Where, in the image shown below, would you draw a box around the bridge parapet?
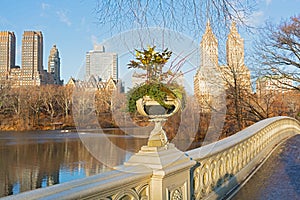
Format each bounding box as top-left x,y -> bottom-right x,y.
3,116 -> 300,200
2,165 -> 153,200
186,116 -> 300,199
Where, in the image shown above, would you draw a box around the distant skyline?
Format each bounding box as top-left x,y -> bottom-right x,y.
0,0 -> 299,82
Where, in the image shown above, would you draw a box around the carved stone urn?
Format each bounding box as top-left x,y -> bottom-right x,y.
136,95 -> 181,147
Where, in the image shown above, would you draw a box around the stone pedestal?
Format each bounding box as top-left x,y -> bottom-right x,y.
147,118 -> 168,147
125,143 -> 196,200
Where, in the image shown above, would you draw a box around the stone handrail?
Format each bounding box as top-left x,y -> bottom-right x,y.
186,116 -> 300,199
2,165 -> 152,200
3,116 -> 300,200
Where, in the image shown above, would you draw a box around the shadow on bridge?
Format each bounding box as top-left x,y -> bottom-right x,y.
212,173 -> 238,200
283,135 -> 300,196
231,135 -> 300,200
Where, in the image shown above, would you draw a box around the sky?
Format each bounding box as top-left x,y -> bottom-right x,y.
0,0 -> 299,83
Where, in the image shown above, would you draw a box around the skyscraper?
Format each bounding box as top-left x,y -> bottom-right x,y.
48,44 -> 63,85
85,45 -> 118,82
194,21 -> 252,112
224,22 -> 251,92
0,30 -> 62,87
0,31 -> 16,80
194,21 -> 221,112
21,31 -> 43,86
200,21 -> 218,68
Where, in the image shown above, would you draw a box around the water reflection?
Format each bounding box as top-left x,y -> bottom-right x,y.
0,130 -> 147,197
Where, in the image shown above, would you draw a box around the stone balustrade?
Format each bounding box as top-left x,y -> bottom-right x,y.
3,165 -> 153,200
186,116 -> 300,199
3,116 -> 300,200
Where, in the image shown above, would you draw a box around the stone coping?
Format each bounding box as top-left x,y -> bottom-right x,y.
186,116 -> 300,161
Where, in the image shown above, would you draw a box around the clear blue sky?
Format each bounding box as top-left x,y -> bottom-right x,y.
0,0 -> 299,82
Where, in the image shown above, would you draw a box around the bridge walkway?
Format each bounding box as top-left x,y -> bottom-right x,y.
232,135 -> 300,200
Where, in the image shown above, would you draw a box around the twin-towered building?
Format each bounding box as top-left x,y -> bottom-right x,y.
0,31 -> 16,77
1,27 -> 292,98
0,31 -> 63,86
194,22 -> 252,111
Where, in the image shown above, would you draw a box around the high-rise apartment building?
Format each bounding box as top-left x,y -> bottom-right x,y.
48,44 -> 63,85
194,21 -> 223,112
256,75 -> 294,96
194,22 -> 251,112
86,45 -> 118,82
0,30 -> 63,87
21,31 -> 44,86
200,21 -> 218,68
0,31 -> 16,79
224,22 -> 251,91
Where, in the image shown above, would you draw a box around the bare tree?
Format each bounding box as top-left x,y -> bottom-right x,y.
72,87 -> 98,129
284,90 -> 300,119
41,85 -> 58,123
254,15 -> 300,90
220,63 -> 252,133
95,0 -> 255,37
27,87 -> 43,127
94,89 -> 112,113
4,87 -> 24,129
56,85 -> 73,120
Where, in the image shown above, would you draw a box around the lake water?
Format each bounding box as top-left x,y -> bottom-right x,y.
0,130 -> 148,198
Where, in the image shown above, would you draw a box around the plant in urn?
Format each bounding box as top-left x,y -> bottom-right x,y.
127,46 -> 185,147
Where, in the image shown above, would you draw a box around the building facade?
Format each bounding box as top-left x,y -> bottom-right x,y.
66,76 -> 123,93
48,44 -> 63,85
0,31 -> 16,81
194,21 -> 220,112
194,22 -> 251,112
224,22 -> 251,91
86,45 -> 118,82
256,75 -> 294,96
0,30 -> 62,87
21,31 -> 44,86
199,21 -> 218,69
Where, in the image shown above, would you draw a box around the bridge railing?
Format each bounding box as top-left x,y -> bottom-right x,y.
3,116 -> 300,200
186,116 -> 300,199
3,165 -> 152,200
